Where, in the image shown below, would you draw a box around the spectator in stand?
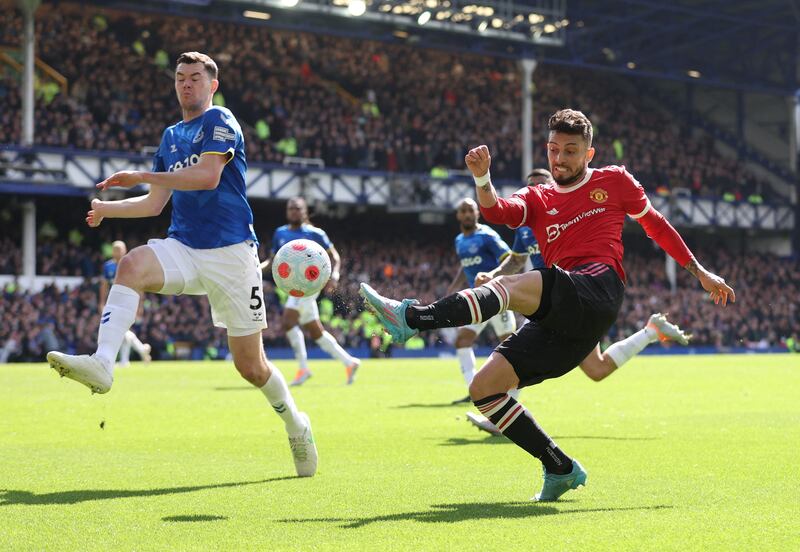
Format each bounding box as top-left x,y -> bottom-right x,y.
0,4 -> 789,203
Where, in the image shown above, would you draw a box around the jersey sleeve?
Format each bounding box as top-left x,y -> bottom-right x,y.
151,131 -> 167,172
318,229 -> 333,250
618,166 -> 650,219
485,230 -> 511,263
200,108 -> 238,163
103,261 -> 115,281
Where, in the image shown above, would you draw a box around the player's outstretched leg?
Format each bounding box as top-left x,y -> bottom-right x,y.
604,313 -> 690,369
313,329 -> 361,385
470,353 -> 585,501
286,325 -> 312,386
230,331 -> 317,477
125,330 -> 152,363
48,246 -> 164,393
359,278 -> 514,343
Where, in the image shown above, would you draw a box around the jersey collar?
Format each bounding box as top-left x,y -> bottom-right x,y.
553,168 -> 594,193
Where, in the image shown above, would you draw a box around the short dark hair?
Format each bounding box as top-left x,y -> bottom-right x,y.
176,52 -> 218,80
548,109 -> 593,146
526,168 -> 553,184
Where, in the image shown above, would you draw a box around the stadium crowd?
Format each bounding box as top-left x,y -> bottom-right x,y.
1,215 -> 798,362
0,2 -> 783,203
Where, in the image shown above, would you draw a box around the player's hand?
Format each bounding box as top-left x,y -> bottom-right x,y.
97,171 -> 144,191
698,270 -> 735,306
474,272 -> 493,286
465,145 -> 491,178
86,198 -> 104,228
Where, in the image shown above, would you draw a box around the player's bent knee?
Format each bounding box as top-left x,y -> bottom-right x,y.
234,359 -> 268,386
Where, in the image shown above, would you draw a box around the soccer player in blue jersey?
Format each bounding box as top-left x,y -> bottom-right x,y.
447,197 -> 516,403
47,52 -> 317,477
260,197 -> 360,386
100,240 -> 151,366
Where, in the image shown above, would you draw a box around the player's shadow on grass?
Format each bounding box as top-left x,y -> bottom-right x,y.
162,515 -> 227,523
393,402 -> 467,409
439,435 -> 659,446
279,502 -> 673,529
0,477 -> 296,506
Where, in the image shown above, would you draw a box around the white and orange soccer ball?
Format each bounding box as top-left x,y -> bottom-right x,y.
271,239 -> 331,297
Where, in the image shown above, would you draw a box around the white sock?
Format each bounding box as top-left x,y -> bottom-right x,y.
457,347 -> 476,386
96,285 -> 140,373
118,332 -> 133,365
261,365 -> 305,434
315,331 -> 356,366
605,327 -> 657,369
126,330 -> 147,356
508,387 -> 520,400
286,325 -> 309,371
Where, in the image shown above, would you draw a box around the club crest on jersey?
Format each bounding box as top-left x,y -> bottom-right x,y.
589,188 -> 608,204
193,130 -> 204,143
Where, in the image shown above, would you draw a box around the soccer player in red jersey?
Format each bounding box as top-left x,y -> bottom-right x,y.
361,109 -> 735,501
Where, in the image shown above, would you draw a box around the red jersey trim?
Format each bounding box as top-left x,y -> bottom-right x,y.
552,168 -> 594,194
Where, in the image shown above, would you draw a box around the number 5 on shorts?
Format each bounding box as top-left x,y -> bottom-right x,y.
250,286 -> 263,310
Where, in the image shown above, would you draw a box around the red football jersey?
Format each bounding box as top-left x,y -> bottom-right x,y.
502,165 -> 650,281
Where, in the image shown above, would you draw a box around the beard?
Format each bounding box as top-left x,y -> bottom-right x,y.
553,166 -> 585,186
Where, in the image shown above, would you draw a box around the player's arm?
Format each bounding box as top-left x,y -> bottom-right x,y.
465,145 -> 527,228
327,245 -> 342,284
475,253 -> 527,286
446,266 -> 467,295
636,206 -> 736,306
259,252 -> 273,273
96,153 -> 228,192
86,186 -> 172,227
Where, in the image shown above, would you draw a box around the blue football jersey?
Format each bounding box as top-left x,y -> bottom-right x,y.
151,106 -> 257,249
455,224 -> 510,287
103,259 -> 117,282
512,227 -> 545,269
271,223 -> 333,254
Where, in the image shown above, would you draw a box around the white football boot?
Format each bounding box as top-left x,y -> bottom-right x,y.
47,351 -> 113,394
466,412 -> 502,436
288,412 -> 318,477
646,313 -> 691,345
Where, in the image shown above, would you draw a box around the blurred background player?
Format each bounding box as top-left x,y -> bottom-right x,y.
447,198 -> 516,403
261,197 -> 360,386
46,52 -> 316,477
100,240 -> 151,366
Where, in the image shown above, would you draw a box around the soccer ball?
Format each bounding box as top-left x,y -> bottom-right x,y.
271,239 -> 331,297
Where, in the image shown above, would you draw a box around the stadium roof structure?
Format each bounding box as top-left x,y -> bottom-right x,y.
64,0 -> 800,94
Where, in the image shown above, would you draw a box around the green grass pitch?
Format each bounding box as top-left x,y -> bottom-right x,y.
1,355 -> 798,551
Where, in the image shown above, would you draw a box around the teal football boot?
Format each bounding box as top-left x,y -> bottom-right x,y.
533,459 -> 587,502
359,283 -> 419,343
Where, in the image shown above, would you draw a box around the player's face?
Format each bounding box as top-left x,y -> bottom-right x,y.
112,244 -> 126,261
456,203 -> 478,230
175,63 -> 216,113
547,132 -> 595,186
286,201 -> 307,224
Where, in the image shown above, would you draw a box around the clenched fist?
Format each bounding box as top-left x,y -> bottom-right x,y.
465,145 -> 491,178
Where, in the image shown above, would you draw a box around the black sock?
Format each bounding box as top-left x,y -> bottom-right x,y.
405,282 -> 510,331
474,393 -> 573,474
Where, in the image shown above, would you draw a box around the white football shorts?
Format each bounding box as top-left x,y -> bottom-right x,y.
284,292 -> 321,325
464,310 -> 516,338
147,237 -> 267,337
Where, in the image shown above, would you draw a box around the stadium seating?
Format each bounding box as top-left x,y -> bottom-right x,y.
0,3 -> 785,202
